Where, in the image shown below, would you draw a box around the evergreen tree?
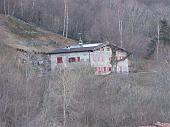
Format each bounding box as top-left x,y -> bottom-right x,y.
146,19 -> 170,59
159,19 -> 170,45
146,39 -> 156,59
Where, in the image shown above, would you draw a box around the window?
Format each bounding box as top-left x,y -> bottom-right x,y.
108,67 -> 112,71
101,67 -> 104,72
57,57 -> 63,64
100,48 -> 104,51
69,57 -> 76,62
107,47 -> 110,51
104,67 -> 106,72
68,57 -> 81,63
77,57 -> 80,62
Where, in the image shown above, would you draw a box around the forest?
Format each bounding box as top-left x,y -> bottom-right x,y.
1,0 -> 170,56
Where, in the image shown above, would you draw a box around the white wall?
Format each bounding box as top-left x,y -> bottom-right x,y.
116,51 -> 129,73
50,46 -> 129,74
90,46 -> 112,75
50,52 -> 90,70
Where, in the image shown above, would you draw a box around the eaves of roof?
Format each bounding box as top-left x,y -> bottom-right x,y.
48,41 -> 131,55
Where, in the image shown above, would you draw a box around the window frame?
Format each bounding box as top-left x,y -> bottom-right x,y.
57,57 -> 63,64
77,57 -> 80,62
69,57 -> 76,63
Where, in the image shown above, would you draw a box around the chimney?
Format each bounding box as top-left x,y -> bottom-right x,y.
78,33 -> 83,45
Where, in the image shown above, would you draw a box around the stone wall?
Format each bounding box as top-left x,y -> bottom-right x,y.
17,50 -> 51,75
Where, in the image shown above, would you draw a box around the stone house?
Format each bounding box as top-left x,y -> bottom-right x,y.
49,42 -> 131,75
139,122 -> 170,127
7,40 -> 130,75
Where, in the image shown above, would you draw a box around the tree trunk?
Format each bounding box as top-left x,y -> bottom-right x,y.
66,5 -> 68,39
63,0 -> 67,37
63,69 -> 66,127
118,8 -> 123,48
12,3 -> 16,16
32,0 -> 35,9
4,0 -> 6,16
7,0 -> 9,15
157,23 -> 160,60
119,20 -> 123,48
21,0 -> 23,17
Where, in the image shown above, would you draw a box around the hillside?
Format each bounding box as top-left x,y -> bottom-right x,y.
1,1 -> 170,127
1,46 -> 170,127
1,0 -> 170,57
0,15 -> 170,126
0,15 -> 76,53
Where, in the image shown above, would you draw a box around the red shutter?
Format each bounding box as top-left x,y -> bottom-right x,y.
57,57 -> 63,63
69,57 -> 76,62
104,67 -> 106,72
73,58 -> 76,62
77,57 -> 80,62
96,67 -> 98,72
109,67 -> 112,71
98,67 -> 101,72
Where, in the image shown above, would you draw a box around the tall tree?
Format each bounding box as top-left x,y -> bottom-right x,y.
63,0 -> 67,37
3,0 -> 6,16
159,19 -> 170,45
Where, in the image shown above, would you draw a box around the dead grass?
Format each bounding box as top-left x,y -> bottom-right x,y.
0,15 -> 77,53
7,16 -> 41,38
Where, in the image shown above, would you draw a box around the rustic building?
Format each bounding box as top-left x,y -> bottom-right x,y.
6,39 -> 130,75
139,122 -> 170,127
49,42 -> 131,75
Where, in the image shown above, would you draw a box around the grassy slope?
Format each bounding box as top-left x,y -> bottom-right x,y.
0,15 -> 76,53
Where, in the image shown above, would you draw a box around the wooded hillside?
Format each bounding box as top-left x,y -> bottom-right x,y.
1,1 -> 170,127
1,0 -> 170,56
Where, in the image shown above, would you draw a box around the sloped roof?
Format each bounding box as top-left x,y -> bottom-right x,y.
48,43 -> 103,54
139,122 -> 170,127
48,41 -> 130,54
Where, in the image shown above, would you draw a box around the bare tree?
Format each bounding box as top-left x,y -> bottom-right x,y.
66,5 -> 69,39
63,0 -> 67,37
21,0 -> 24,17
156,22 -> 160,60
3,0 -> 6,16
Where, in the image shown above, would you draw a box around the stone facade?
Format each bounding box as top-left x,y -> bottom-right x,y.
16,43 -> 130,75
115,50 -> 129,73
50,52 -> 90,70
17,50 -> 51,74
49,44 -> 129,75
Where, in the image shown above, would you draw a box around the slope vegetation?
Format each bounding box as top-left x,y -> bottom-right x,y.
0,15 -> 76,53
